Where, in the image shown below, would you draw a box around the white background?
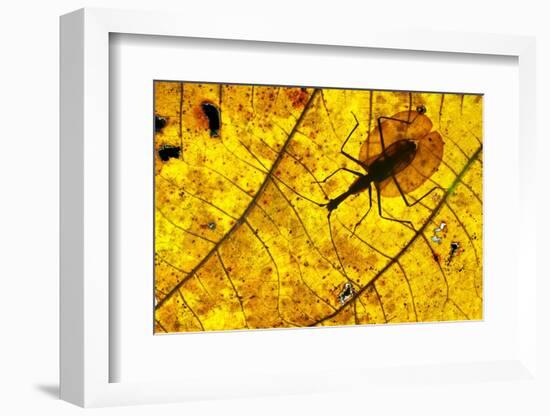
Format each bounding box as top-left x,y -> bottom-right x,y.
1,1 -> 548,415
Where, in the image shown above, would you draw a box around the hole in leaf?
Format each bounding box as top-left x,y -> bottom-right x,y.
155,115 -> 167,132
201,102 -> 220,137
158,144 -> 181,161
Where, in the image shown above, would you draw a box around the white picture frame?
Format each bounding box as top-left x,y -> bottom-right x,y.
60,7 -> 539,408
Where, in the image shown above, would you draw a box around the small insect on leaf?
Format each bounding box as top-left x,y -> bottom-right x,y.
359,109 -> 444,198
416,105 -> 427,114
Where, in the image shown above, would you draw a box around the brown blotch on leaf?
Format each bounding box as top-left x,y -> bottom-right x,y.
286,88 -> 309,109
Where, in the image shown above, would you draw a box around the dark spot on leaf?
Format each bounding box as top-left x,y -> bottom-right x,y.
201,102 -> 220,137
447,242 -> 460,265
416,105 -> 426,114
158,144 -> 181,161
155,115 -> 167,132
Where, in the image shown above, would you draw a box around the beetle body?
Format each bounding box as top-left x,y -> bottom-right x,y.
326,139 -> 417,212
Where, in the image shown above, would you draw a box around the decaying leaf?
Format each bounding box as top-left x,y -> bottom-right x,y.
153,82 -> 483,333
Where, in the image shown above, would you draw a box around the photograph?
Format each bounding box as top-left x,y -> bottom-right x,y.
153,82 -> 483,333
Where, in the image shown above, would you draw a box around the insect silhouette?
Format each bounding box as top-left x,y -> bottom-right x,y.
318,105 -> 445,231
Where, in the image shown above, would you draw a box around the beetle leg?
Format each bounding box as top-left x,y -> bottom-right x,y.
376,183 -> 414,229
351,182 -> 373,236
391,174 -> 443,208
339,112 -> 367,168
313,167 -> 363,184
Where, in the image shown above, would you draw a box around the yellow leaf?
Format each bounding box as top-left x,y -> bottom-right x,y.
154,82 -> 483,333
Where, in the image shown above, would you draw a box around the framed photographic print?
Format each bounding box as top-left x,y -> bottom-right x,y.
60,7 -> 540,409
